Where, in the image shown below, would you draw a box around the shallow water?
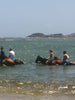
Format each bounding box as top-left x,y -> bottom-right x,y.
0,37 -> 75,95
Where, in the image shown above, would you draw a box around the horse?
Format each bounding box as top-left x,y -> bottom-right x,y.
2,58 -> 15,66
1,58 -> 24,66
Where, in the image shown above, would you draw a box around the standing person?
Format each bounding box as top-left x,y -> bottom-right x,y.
9,48 -> 15,61
0,46 -> 6,63
63,51 -> 70,65
46,49 -> 54,64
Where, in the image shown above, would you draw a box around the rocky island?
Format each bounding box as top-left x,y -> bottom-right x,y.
27,33 -> 75,38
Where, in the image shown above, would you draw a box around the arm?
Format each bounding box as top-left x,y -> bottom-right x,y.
63,55 -> 67,60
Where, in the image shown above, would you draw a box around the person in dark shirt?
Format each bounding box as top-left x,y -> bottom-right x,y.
0,46 -> 6,63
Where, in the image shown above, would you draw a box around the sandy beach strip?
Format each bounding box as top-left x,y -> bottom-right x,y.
0,94 -> 75,100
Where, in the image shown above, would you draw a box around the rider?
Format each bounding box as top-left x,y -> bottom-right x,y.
63,51 -> 70,65
46,49 -> 54,64
9,48 -> 15,61
0,46 -> 6,63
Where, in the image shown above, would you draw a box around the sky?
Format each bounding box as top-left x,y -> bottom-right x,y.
0,0 -> 75,37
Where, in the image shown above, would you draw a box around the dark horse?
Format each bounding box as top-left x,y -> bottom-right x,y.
35,56 -> 75,65
1,58 -> 24,66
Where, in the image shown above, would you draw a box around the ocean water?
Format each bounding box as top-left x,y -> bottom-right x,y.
0,37 -> 75,95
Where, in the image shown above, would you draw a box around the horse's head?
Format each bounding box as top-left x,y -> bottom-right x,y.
35,56 -> 47,64
14,59 -> 24,65
35,56 -> 42,63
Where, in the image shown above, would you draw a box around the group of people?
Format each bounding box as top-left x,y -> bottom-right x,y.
0,46 -> 70,65
0,46 -> 15,64
46,49 -> 70,65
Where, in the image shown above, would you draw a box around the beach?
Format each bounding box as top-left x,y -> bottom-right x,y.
0,93 -> 75,100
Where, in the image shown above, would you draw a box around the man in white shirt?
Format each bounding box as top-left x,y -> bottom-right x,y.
9,48 -> 15,61
63,51 -> 70,65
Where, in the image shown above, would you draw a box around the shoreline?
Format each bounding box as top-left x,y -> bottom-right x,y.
0,93 -> 75,100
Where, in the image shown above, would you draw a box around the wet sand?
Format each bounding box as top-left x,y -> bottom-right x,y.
0,94 -> 75,100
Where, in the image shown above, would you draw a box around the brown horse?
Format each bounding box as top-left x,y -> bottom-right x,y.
1,58 -> 24,66
2,58 -> 15,66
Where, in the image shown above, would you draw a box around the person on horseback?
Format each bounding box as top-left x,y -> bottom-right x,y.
0,46 -> 6,64
9,48 -> 15,61
63,51 -> 70,65
46,49 -> 54,64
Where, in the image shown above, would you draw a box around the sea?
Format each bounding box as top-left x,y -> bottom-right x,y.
0,37 -> 75,96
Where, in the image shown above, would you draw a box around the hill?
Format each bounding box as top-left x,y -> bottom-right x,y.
28,33 -> 65,38
27,33 -> 75,38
